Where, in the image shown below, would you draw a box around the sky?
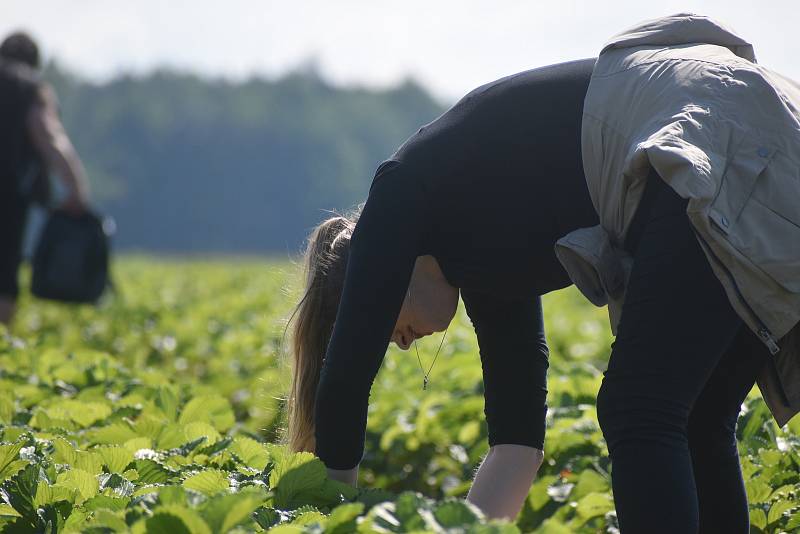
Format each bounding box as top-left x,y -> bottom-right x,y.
3,1 -> 798,102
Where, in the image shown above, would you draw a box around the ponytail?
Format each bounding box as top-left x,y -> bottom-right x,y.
285,212 -> 357,453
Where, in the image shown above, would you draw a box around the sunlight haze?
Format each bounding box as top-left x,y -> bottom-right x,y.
3,1 -> 798,102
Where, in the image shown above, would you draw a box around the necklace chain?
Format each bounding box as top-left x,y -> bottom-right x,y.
414,326 -> 448,390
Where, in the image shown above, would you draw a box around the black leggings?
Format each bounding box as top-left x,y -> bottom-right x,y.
0,187 -> 29,298
595,168 -> 769,533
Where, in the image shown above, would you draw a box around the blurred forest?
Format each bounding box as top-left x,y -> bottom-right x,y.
43,63 -> 445,254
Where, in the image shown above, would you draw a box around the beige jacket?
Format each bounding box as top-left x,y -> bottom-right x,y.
555,13 -> 800,427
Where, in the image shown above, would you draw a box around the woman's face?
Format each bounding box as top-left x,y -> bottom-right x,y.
390,256 -> 458,350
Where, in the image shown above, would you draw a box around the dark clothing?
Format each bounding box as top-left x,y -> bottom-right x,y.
314,58 -> 600,469
596,169 -> 769,533
0,60 -> 41,297
0,192 -> 29,297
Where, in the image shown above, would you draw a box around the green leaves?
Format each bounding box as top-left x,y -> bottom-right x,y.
0,504 -> 22,518
178,395 -> 235,432
325,502 -> 364,533
86,422 -> 140,446
45,400 -> 113,428
96,446 -> 134,473
433,499 -> 482,527
83,494 -> 130,512
155,386 -> 180,422
230,436 -> 270,471
135,458 -> 177,484
268,449 -> 326,509
55,469 -> 98,502
264,446 -> 359,513
573,492 -> 614,522
357,492 -> 511,533
182,469 -> 230,496
199,487 -> 267,532
0,442 -> 28,481
1,260 -> 797,533
2,464 -> 40,523
570,469 -> 609,501
767,499 -> 797,525
144,505 -> 211,534
98,473 -> 135,498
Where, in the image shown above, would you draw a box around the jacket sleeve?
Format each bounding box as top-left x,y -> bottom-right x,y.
461,290 -> 549,450
313,161 -> 428,470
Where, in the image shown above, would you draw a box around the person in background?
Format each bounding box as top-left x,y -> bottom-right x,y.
0,31 -> 91,326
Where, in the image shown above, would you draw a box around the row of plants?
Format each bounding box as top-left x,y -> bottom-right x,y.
0,258 -> 796,532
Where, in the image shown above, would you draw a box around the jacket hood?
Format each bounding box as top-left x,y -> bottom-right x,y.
600,13 -> 756,62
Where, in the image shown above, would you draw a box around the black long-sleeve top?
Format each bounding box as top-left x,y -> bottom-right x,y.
314,58 -> 600,470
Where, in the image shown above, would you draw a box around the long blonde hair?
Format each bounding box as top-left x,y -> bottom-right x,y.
285,211 -> 358,453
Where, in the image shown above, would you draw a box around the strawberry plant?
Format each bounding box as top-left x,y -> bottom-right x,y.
0,257 -> 796,532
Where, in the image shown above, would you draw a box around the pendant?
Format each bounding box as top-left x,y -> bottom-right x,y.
423,376 -> 428,390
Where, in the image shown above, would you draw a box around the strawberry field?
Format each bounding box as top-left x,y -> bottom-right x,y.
0,257 -> 798,533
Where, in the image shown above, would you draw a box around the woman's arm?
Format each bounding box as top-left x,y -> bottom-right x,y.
326,465 -> 359,486
461,291 -> 550,519
467,444 -> 544,520
26,83 -> 90,212
314,161 -> 431,472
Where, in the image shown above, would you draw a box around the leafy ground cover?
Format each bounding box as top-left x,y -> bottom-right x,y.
0,257 -> 798,533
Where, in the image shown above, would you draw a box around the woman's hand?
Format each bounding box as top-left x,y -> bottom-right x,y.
466,444 -> 544,521
326,465 -> 359,486
59,192 -> 90,216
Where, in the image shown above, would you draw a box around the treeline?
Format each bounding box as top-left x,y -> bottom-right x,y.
44,64 -> 445,253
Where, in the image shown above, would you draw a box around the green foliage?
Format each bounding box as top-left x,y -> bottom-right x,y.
0,258 -> 798,532
45,64 -> 446,254
182,469 -> 230,496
